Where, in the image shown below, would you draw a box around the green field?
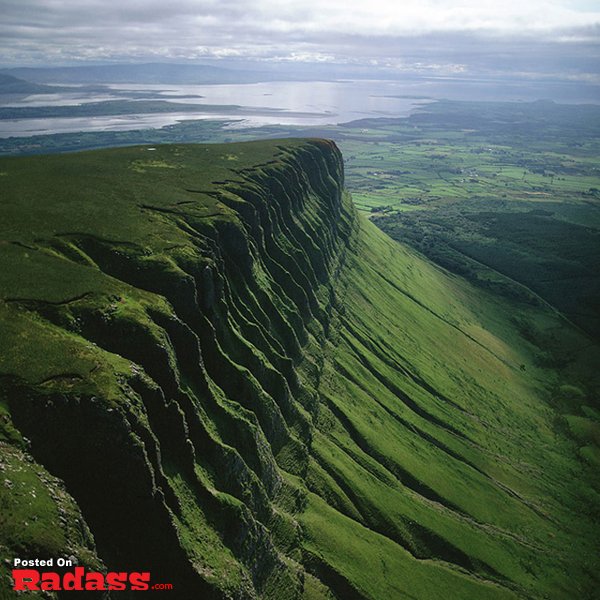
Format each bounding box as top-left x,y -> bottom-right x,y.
332,102 -> 600,343
1,138 -> 599,598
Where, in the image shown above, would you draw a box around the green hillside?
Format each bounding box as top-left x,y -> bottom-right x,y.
0,140 -> 598,599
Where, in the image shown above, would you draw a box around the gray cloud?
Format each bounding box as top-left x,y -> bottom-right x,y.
1,0 -> 599,82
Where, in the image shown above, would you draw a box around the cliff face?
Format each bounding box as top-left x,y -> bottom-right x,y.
0,140 -> 598,599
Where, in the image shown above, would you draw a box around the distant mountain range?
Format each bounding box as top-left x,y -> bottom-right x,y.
0,73 -> 59,94
0,63 -> 297,85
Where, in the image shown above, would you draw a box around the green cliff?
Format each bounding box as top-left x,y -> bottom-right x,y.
0,140 -> 598,598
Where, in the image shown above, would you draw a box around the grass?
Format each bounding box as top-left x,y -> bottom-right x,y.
0,443 -> 104,598
0,136 -> 598,598
325,102 -> 600,342
301,493 -> 519,600
300,214 -> 600,599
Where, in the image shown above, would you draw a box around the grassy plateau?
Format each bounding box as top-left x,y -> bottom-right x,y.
0,137 -> 598,599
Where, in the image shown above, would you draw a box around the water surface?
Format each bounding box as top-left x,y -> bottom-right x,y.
1,77 -> 597,139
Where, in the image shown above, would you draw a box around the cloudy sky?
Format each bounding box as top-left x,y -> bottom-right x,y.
2,0 -> 599,80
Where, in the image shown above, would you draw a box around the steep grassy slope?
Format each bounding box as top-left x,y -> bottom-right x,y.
0,140 -> 598,599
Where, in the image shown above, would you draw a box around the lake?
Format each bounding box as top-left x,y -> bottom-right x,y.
1,77 -> 598,138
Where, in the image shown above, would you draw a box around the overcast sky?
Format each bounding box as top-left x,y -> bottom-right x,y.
1,0 -> 599,80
